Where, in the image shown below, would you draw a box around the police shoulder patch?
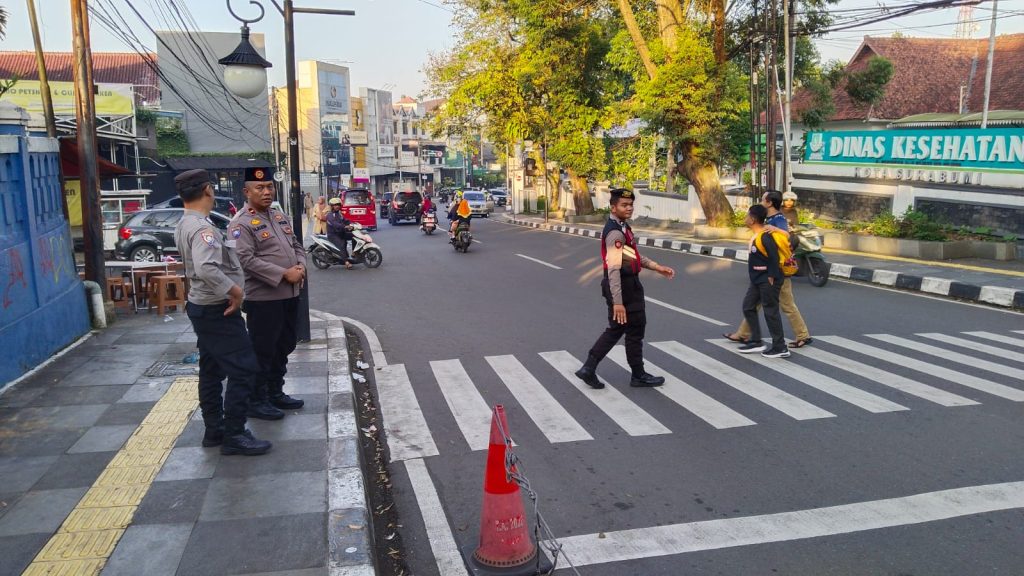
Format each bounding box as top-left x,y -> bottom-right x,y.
200,229 -> 217,247
230,225 -> 242,239
614,239 -> 623,249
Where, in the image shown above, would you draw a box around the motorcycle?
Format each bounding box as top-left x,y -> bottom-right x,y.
791,223 -> 829,287
421,209 -> 438,235
308,224 -> 383,270
452,222 -> 473,253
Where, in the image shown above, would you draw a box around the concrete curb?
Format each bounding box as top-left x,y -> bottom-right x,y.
312,310 -> 377,576
504,216 -> 1024,311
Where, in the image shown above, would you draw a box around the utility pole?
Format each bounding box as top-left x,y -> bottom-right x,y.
782,0 -> 795,193
28,0 -> 56,138
417,138 -> 423,193
981,0 -> 998,129
71,0 -> 106,288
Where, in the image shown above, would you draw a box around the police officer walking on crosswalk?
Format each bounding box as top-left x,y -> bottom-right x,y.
230,167 -> 307,420
576,188 -> 676,389
173,169 -> 272,456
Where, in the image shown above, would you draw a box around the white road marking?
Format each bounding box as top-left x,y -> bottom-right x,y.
798,346 -> 977,407
644,296 -> 729,327
338,315 -> 388,367
652,341 -> 835,421
472,239 -> 482,244
375,364 -> 440,462
485,355 -> 592,443
708,339 -> 908,414
963,331 -> 1024,349
540,351 -> 671,437
429,360 -> 493,451
405,459 -> 470,576
919,333 -> 1024,363
515,253 -> 563,270
865,334 -> 1024,385
607,347 -> 756,429
824,336 -> 1024,402
549,481 -> 1024,568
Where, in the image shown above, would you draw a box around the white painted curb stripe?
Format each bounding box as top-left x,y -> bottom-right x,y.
549,481 -> 1024,567
607,347 -> 755,429
376,364 -> 440,462
831,263 -> 853,278
920,277 -> 952,295
708,339 -> 908,414
652,341 -> 835,421
979,286 -> 1017,307
486,355 -> 592,443
429,359 -> 494,452
405,459 -> 470,576
963,331 -> 1024,349
540,350 -> 671,437
871,269 -> 899,286
919,333 -> 1024,364
644,296 -> 729,327
710,246 -> 726,257
515,253 -> 563,270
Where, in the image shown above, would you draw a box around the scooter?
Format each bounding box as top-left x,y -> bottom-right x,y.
308,224 -> 383,269
791,223 -> 829,287
421,209 -> 437,235
451,222 -> 472,253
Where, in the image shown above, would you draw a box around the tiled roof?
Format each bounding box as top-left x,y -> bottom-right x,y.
794,34 -> 1024,122
0,51 -> 160,104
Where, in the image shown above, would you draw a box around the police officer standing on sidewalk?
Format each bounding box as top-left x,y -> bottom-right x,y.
575,188 -> 676,389
173,169 -> 271,456
231,167 -> 307,420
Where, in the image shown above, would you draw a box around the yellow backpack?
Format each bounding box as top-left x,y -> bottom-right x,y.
754,230 -> 799,277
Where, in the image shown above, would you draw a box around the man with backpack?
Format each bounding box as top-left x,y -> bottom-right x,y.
738,204 -> 790,358
723,189 -> 813,349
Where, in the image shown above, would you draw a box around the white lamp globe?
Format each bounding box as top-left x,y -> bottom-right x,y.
223,65 -> 267,99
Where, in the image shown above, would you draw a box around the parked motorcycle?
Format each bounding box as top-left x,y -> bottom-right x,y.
421,209 -> 438,235
308,224 -> 383,270
791,223 -> 829,287
452,222 -> 473,253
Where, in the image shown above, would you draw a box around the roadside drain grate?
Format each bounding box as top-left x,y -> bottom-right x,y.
144,361 -> 199,377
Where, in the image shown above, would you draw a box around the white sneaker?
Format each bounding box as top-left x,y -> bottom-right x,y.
738,341 -> 767,354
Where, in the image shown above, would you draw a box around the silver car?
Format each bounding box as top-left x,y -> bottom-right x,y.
463,191 -> 494,217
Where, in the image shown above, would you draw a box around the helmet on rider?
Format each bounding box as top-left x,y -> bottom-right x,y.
328,197 -> 341,207
782,191 -> 798,201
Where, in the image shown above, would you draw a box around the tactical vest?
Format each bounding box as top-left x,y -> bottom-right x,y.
601,217 -> 642,279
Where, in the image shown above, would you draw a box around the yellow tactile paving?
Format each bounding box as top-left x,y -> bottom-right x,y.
23,376 -> 200,575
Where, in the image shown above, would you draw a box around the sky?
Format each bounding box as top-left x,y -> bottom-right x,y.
2,0 -> 1022,98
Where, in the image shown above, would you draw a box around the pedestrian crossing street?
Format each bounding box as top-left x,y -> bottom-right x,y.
378,330 -> 1024,461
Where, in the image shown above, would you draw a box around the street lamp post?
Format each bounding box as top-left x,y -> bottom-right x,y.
219,0 -> 354,341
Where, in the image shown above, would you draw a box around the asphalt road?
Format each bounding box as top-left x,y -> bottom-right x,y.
308,213 -> 1024,576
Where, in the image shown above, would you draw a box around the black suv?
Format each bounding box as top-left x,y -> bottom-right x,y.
150,196 -> 238,216
378,192 -> 394,219
389,191 -> 424,225
114,208 -> 231,262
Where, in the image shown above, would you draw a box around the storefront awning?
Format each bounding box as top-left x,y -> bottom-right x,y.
59,139 -> 134,178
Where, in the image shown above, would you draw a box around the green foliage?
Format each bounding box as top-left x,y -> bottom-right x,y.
899,208 -> 946,241
135,107 -> 158,124
844,56 -> 894,109
156,117 -> 189,156
0,76 -> 17,99
866,211 -> 900,238
798,77 -> 836,130
536,196 -> 546,212
605,135 -> 656,188
729,209 -> 747,229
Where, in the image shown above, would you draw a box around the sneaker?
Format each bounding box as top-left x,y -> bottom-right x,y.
761,346 -> 791,358
629,372 -> 665,387
738,341 -> 767,354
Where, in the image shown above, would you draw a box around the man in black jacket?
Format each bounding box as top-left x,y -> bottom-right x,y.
738,204 -> 790,358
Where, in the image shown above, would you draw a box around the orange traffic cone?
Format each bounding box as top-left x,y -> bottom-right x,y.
462,405 -> 552,575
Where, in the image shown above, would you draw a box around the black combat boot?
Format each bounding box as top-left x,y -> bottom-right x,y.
220,429 -> 272,456
574,355 -> 604,389
630,372 -> 665,387
269,389 -> 305,410
247,400 -> 285,420
202,425 -> 224,447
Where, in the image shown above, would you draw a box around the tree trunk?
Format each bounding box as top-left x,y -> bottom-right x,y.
567,169 -> 595,215
657,0 -> 683,53
712,0 -> 726,68
545,165 -> 561,213
678,140 -> 733,226
616,0 -> 658,77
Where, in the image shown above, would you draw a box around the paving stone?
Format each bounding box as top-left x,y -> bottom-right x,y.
0,493 -> 19,521
328,508 -> 372,567
133,479 -> 210,525
174,420 -> 206,448
200,471 -> 326,521
101,523 -> 193,576
213,439 -> 327,479
291,393 -> 327,415
0,385 -> 48,408
0,456 -> 59,492
0,404 -> 109,429
0,487 -> 88,536
32,452 -> 115,490
114,331 -> 182,345
176,513 -> 327,576
156,447 -> 218,482
117,380 -> 172,403
283,362 -> 328,377
247,414 -> 326,442
71,343 -> 168,358
0,533 -> 52,576
288,350 -> 328,363
27,385 -> 131,407
327,437 -> 360,471
67,425 -> 136,454
236,568 -> 326,576
58,357 -> 157,387
0,427 -> 90,457
282,376 -> 327,395
95,402 -> 156,426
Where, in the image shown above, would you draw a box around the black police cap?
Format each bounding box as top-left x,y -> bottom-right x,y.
609,188 -> 634,201
244,166 -> 275,182
174,169 -> 212,196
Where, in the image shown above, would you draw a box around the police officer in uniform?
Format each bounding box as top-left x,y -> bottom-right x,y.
575,188 -> 675,388
230,166 -> 308,420
173,169 -> 272,456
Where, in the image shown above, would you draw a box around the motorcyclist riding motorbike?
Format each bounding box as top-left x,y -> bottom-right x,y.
325,197 -> 354,270
781,191 -> 800,227
448,198 -> 472,243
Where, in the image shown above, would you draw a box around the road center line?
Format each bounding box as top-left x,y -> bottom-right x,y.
549,481 -> 1024,568
515,253 -> 563,269
644,296 -> 729,326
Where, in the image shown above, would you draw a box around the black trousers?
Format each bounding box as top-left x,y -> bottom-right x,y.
186,302 -> 258,434
587,305 -> 647,376
328,233 -> 350,261
244,297 -> 300,401
742,281 -> 785,350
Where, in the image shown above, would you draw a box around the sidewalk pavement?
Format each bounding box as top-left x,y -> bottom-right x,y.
0,309 -> 373,576
502,213 -> 1024,310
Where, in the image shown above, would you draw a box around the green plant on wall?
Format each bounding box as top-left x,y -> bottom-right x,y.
156,117 -> 189,156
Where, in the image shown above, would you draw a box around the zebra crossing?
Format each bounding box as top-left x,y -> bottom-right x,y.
380,330 -> 1024,461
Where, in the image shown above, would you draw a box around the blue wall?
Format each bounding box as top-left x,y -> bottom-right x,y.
0,118 -> 90,388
